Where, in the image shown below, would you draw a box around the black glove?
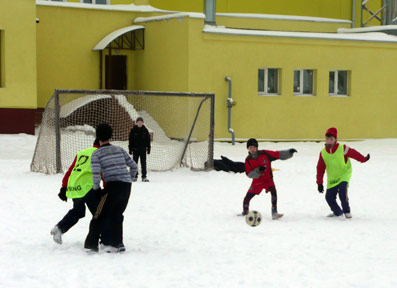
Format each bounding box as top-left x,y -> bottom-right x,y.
147,147 -> 151,155
258,166 -> 266,172
58,187 -> 67,202
317,184 -> 324,193
366,154 -> 370,161
289,148 -> 298,154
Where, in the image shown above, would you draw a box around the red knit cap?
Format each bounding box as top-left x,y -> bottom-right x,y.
325,127 -> 337,138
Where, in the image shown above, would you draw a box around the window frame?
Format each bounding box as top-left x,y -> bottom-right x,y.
329,70 -> 349,97
257,68 -> 280,96
293,69 -> 315,96
81,0 -> 111,4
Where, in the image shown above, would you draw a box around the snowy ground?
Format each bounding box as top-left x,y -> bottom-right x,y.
0,134 -> 396,288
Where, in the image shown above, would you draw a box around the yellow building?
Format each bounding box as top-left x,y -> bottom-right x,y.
0,0 -> 37,134
1,0 -> 396,140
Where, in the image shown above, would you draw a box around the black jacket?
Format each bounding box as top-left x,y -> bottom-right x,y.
128,125 -> 151,153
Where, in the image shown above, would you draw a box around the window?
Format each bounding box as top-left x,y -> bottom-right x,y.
258,68 -> 279,95
294,69 -> 314,95
82,0 -> 110,4
329,70 -> 349,96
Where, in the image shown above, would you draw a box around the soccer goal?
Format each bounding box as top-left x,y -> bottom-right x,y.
31,89 -> 215,174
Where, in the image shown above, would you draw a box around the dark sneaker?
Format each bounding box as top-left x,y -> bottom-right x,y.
132,177 -> 138,182
238,211 -> 248,216
117,243 -> 126,253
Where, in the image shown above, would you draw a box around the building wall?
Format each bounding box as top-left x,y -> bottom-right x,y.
183,18 -> 396,140
149,0 -> 382,27
0,0 -> 37,134
133,17 -> 193,139
36,4 -> 161,108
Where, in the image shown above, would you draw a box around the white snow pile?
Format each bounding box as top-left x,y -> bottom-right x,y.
60,95 -> 112,118
2,134 -> 397,287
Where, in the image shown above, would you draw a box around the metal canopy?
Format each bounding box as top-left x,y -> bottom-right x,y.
93,25 -> 145,50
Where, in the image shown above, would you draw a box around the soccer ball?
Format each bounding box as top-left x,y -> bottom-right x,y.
245,211 -> 262,227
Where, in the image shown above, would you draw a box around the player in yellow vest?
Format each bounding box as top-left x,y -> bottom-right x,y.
316,127 -> 370,219
50,139 -> 103,244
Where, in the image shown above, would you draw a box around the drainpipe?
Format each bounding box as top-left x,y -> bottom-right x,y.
225,77 -> 235,145
352,0 -> 356,28
204,0 -> 216,26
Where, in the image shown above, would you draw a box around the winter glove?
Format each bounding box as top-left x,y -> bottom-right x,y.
147,147 -> 151,155
365,154 -> 370,161
258,166 -> 266,172
289,148 -> 298,154
58,187 -> 67,202
317,184 -> 324,193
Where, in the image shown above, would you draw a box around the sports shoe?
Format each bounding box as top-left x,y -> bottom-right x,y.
50,225 -> 63,244
142,177 -> 149,182
117,243 -> 126,253
238,211 -> 248,216
344,213 -> 352,219
272,213 -> 284,220
132,176 -> 138,182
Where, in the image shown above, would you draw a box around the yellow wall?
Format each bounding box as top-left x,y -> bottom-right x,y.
36,3 -> 395,140
67,0 -> 383,27
183,18 -> 396,139
36,4 -> 160,107
0,0 -> 37,109
133,17 -> 192,138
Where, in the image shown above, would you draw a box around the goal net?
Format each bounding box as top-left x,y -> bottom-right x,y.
31,89 -> 215,174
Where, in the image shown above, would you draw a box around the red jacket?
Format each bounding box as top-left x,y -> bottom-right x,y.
316,142 -> 367,185
61,145 -> 104,188
245,150 -> 280,186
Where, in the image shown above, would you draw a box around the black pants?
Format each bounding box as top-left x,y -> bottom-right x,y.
133,150 -> 147,178
57,189 -> 99,233
325,181 -> 350,216
85,181 -> 131,249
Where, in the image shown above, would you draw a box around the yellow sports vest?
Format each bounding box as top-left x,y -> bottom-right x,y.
321,144 -> 352,189
66,147 -> 97,199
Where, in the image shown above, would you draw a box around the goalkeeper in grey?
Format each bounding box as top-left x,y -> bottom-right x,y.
84,123 -> 137,253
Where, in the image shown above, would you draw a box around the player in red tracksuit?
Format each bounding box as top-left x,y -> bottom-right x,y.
242,138 -> 297,220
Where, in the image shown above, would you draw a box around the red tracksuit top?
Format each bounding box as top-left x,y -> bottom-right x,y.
316,142 -> 367,185
245,150 -> 280,187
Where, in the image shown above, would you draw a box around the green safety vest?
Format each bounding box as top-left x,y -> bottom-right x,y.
321,144 -> 352,189
66,146 -> 98,199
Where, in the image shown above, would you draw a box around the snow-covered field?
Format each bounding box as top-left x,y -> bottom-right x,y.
1,134 -> 396,288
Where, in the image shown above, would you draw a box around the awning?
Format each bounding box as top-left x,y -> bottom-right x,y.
93,25 -> 145,50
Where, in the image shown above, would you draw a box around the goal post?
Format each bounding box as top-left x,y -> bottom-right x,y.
31,89 -> 215,174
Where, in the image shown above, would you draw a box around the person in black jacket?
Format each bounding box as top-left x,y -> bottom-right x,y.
128,117 -> 151,182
